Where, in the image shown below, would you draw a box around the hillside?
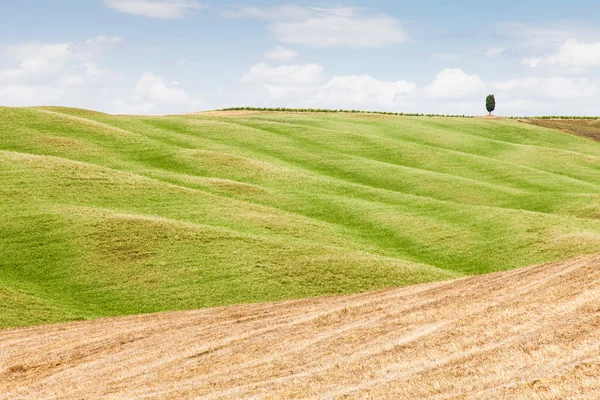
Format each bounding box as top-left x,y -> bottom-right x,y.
2,254 -> 599,399
4,107 -> 600,328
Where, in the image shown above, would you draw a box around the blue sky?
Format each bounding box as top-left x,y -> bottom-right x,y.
1,0 -> 600,115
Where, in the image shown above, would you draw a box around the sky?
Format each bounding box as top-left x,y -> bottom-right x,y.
1,0 -> 600,116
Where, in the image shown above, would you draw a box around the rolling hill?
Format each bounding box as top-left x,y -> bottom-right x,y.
2,254 -> 599,399
3,107 -> 600,328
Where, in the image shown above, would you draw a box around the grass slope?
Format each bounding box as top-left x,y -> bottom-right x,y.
3,107 -> 600,328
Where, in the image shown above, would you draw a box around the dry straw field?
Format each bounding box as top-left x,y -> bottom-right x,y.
2,254 -> 599,399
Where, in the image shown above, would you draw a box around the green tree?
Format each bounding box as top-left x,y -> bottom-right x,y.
486,94 -> 496,115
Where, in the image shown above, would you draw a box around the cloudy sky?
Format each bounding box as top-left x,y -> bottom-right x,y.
1,0 -> 600,115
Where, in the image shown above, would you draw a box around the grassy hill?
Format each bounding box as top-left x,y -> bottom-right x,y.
3,107 -> 600,328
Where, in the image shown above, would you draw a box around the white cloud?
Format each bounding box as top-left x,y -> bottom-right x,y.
235,58 -> 600,116
264,46 -> 298,62
135,72 -> 192,103
0,42 -> 71,82
493,76 -> 599,101
224,5 -> 407,48
522,57 -> 542,68
241,63 -> 324,86
0,36 -> 121,84
239,62 -> 416,110
113,72 -> 202,114
104,0 -> 205,19
522,40 -> 600,72
4,42 -> 71,61
58,62 -> 108,87
315,75 -> 416,109
112,99 -> 158,114
76,35 -> 124,57
263,85 -> 315,99
0,85 -> 66,106
490,76 -> 600,116
0,36 -> 126,111
498,22 -> 600,50
0,36 -> 205,115
251,74 -> 417,108
423,68 -> 485,99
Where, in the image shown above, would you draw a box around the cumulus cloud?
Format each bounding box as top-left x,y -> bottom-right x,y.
315,75 -> 416,109
58,62 -> 108,87
493,76 -> 599,101
238,65 -> 490,113
0,36 -> 122,110
104,0 -> 206,19
233,57 -> 600,116
0,85 -> 66,107
0,42 -> 71,82
523,40 -> 600,72
0,36 -> 120,85
135,72 -> 191,103
0,35 -> 204,114
114,72 -> 201,114
223,5 -> 407,48
262,85 -> 315,99
423,68 -> 485,99
236,73 -> 417,111
3,42 -> 71,62
264,46 -> 298,62
498,22 -> 600,50
241,63 -> 324,86
493,82 -> 600,116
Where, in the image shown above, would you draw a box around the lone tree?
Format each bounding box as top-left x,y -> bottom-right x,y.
486,94 -> 496,115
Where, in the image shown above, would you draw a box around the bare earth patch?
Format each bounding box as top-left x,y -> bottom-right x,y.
525,119 -> 600,142
477,114 -> 505,120
2,254 -> 600,399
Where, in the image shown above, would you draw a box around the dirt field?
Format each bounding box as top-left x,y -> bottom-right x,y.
526,118 -> 600,142
2,254 -> 600,399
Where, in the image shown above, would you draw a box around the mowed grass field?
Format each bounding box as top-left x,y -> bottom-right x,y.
3,107 -> 600,328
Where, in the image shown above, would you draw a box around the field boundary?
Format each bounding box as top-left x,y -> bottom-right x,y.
217,107 -> 474,118
217,107 -> 600,120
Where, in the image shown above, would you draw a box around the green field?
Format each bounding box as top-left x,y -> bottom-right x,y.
3,107 -> 600,328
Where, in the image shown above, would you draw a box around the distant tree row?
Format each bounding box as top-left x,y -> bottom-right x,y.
218,106 -> 600,120
218,107 -> 475,118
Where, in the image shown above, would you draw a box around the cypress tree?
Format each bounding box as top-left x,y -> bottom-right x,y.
486,94 -> 496,115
